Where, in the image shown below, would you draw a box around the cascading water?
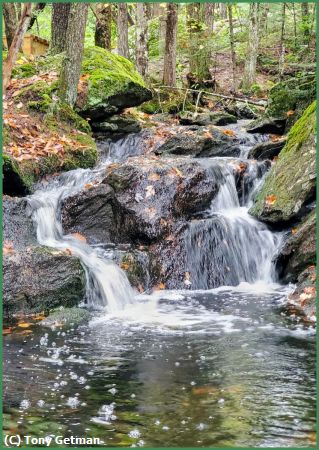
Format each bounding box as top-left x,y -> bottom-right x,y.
186,161 -> 282,289
28,166 -> 134,313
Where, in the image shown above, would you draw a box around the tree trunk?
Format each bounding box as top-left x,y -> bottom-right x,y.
3,3 -> 17,49
228,4 -> 236,92
204,3 -> 214,33
159,4 -> 167,57
3,3 -> 32,92
59,3 -> 88,107
301,2 -> 310,46
117,3 -> 129,58
219,3 -> 227,19
95,3 -> 112,50
136,3 -> 149,78
51,3 -> 71,54
187,3 -> 211,83
242,3 -> 259,90
163,3 -> 178,87
278,3 -> 286,80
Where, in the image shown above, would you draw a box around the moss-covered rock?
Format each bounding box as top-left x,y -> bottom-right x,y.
3,246 -> 86,318
266,75 -> 316,129
41,307 -> 91,328
76,47 -> 152,120
12,62 -> 37,79
250,101 -> 316,223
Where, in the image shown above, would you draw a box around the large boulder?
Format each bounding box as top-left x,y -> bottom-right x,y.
76,47 -> 152,120
3,196 -> 36,249
250,101 -> 316,224
61,184 -> 120,245
3,246 -> 86,318
248,138 -> 287,160
275,210 -> 316,282
266,75 -> 316,130
246,75 -> 316,134
154,126 -> 241,158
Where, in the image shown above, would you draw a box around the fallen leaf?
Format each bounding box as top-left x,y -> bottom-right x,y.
154,282 -> 165,290
84,183 -> 93,189
17,322 -> 32,328
70,232 -> 87,243
286,110 -> 295,117
120,262 -> 130,270
265,194 -> 277,206
223,129 -> 236,137
291,228 -> 298,235
3,240 -> 14,255
148,173 -> 161,181
3,327 -> 13,335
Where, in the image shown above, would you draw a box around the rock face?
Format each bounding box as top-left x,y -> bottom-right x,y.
178,112 -> 237,126
91,115 -> 141,135
250,101 -> 316,224
61,184 -> 119,244
276,210 -> 316,282
3,246 -> 86,318
3,196 -> 86,319
76,47 -> 152,120
246,116 -> 286,134
155,126 -> 241,157
248,138 -> 287,160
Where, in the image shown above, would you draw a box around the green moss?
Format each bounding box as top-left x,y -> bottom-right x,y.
250,101 -> 316,223
3,154 -> 35,195
12,62 -> 37,79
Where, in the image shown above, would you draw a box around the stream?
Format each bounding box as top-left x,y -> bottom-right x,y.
3,120 -> 316,447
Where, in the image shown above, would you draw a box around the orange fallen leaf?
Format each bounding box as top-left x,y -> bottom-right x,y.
3,240 -> 14,255
3,327 -> 13,335
148,173 -> 161,182
287,110 -> 295,117
17,322 -> 32,328
223,129 -> 236,137
291,228 -> 298,235
120,262 -> 130,270
84,183 -> 93,189
154,282 -> 165,291
70,232 -> 87,243
265,194 -> 277,206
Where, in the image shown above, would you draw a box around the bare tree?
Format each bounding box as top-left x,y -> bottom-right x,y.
278,3 -> 286,80
136,3 -> 149,77
242,3 -> 259,90
3,3 -> 32,92
117,3 -> 129,58
301,2 -> 310,46
163,3 -> 178,86
59,3 -> 88,106
51,3 -> 71,54
95,3 -> 112,50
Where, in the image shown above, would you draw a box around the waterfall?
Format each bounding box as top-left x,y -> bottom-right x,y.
186,162 -> 281,289
27,168 -> 134,313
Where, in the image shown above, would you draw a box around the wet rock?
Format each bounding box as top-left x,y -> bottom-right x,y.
246,116 -> 286,135
155,126 -> 241,158
112,249 -> 151,292
103,156 -> 221,242
3,246 -> 86,318
61,184 -> 119,245
178,111 -> 237,126
91,115 -> 141,135
276,210 -> 316,282
41,307 -> 91,328
3,196 -> 37,250
282,266 -> 316,325
250,101 -> 316,224
248,138 -> 287,160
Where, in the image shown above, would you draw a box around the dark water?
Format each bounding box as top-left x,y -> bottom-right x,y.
3,286 -> 316,447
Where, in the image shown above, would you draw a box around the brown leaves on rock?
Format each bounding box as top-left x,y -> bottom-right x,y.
70,232 -> 87,243
3,240 -> 14,256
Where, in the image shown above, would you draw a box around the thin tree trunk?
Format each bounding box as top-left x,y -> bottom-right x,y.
28,3 -> 46,31
95,3 -> 112,50
242,3 -> 259,90
220,3 -> 227,19
3,3 -> 17,49
51,3 -> 71,54
159,4 -> 167,57
136,3 -> 149,77
204,3 -> 214,33
292,3 -> 297,48
117,3 -> 129,58
187,3 -> 211,82
59,3 -> 88,106
278,3 -> 286,81
228,4 -> 236,92
3,3 -> 32,92
301,2 -> 310,46
163,3 -> 178,87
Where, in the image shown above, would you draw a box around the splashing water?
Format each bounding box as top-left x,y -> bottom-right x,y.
186,162 -> 282,289
28,166 -> 134,312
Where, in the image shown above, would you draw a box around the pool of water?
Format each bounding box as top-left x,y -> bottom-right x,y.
3,284 -> 316,447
